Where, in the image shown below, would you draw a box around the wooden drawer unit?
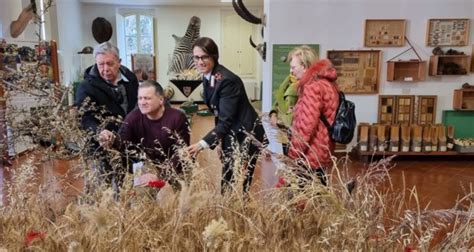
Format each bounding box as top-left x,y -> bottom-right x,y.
394,95 -> 415,125
387,60 -> 426,81
453,89 -> 474,110
429,55 -> 471,76
378,95 -> 396,124
417,95 -> 437,125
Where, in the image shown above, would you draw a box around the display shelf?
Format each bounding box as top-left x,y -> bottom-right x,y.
429,55 -> 471,76
355,149 -> 474,162
453,89 -> 474,110
387,60 -> 426,82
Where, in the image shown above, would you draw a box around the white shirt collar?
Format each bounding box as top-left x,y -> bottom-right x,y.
118,72 -> 129,82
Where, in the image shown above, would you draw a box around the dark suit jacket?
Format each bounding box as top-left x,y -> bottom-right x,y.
202,64 -> 266,150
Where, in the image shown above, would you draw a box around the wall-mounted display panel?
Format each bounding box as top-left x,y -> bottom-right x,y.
395,95 -> 415,125
364,19 -> 406,47
378,95 -> 396,124
417,95 -> 437,125
327,50 -> 381,94
426,18 -> 470,46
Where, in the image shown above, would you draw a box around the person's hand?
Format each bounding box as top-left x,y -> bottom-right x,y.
98,129 -> 115,148
186,143 -> 203,157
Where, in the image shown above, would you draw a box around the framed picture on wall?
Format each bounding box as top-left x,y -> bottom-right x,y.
364,19 -> 406,47
327,50 -> 381,94
131,54 -> 156,81
426,18 -> 470,46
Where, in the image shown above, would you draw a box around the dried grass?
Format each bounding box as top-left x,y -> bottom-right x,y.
0,143 -> 472,250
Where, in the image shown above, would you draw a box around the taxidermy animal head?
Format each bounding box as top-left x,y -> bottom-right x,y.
249,35 -> 266,61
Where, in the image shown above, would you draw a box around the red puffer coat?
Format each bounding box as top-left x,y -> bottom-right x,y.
288,59 -> 339,170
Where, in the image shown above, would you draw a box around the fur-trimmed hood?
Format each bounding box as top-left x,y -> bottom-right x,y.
299,59 -> 337,89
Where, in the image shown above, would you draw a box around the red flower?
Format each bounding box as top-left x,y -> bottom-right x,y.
405,245 -> 419,252
214,72 -> 223,81
147,179 -> 166,188
25,230 -> 47,246
275,176 -> 286,188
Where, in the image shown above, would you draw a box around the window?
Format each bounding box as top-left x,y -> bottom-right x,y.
118,11 -> 155,68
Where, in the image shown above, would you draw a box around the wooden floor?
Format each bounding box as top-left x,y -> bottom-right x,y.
1,113 -> 473,210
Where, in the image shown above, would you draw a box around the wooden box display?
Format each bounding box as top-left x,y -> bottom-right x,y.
378,95 -> 396,124
387,60 -> 426,81
327,50 -> 381,94
364,19 -> 406,47
417,95 -> 437,125
426,19 -> 470,46
429,55 -> 471,76
453,89 -> 474,110
394,95 -> 415,125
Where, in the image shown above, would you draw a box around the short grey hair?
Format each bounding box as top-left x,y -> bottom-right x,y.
93,41 -> 120,59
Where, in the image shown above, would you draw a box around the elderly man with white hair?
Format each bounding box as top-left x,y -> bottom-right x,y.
75,42 -> 139,193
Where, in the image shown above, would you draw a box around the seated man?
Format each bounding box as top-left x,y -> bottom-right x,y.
99,80 -> 190,189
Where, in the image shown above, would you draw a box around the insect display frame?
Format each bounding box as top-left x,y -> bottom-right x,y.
426,18 -> 470,47
364,19 -> 406,47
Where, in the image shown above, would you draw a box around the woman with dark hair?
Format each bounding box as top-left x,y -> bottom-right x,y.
186,37 -> 266,194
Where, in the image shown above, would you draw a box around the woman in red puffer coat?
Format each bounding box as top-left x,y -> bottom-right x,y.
288,59 -> 339,185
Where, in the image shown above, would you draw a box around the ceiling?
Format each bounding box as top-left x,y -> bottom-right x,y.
80,0 -> 263,7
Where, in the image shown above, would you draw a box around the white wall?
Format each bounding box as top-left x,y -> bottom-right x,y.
55,0 -> 83,86
263,0 -> 474,126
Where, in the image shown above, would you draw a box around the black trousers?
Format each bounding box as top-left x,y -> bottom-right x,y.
220,133 -> 261,194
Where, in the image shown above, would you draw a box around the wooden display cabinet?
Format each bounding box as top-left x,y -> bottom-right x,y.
378,95 -> 396,124
453,89 -> 474,110
417,95 -> 437,125
394,95 -> 415,125
387,60 -> 426,81
429,55 -> 471,76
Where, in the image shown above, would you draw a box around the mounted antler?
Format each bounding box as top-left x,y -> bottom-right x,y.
10,3 -> 36,38
232,0 -> 265,26
249,35 -> 266,62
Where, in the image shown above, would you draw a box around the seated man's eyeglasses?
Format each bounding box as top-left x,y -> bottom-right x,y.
192,55 -> 211,62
